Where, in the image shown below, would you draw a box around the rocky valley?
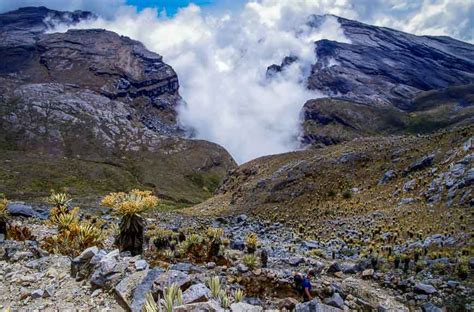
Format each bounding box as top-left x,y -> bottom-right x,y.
0,5 -> 473,312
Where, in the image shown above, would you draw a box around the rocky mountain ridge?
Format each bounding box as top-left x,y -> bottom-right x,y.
0,7 -> 236,204
269,15 -> 474,146
306,14 -> 474,109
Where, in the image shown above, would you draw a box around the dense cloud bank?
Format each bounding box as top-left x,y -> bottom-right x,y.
4,0 -> 472,162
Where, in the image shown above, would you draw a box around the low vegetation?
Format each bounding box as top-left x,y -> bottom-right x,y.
101,189 -> 159,255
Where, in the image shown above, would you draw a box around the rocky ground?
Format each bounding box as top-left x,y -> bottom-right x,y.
1,204 -> 472,311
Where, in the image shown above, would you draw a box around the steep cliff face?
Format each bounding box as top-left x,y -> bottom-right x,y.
0,7 -> 181,135
267,15 -> 474,146
0,7 -> 236,203
306,15 -> 474,109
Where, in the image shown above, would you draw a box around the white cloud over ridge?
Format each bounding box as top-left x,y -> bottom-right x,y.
50,2 -> 354,163
6,0 -> 473,162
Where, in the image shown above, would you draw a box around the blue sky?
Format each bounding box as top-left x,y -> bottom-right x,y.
125,0 -> 245,16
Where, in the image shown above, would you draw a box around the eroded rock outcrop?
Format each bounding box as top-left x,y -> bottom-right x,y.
0,7 -> 236,203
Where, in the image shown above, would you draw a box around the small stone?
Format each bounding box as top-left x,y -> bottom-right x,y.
91,289 -> 102,297
334,271 -> 343,278
134,260 -> 148,271
44,286 -> 54,297
206,262 -> 216,269
362,269 -> 374,279
447,280 -> 459,288
31,289 -> 45,299
237,263 -> 249,273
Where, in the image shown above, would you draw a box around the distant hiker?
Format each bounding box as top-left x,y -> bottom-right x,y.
294,269 -> 315,302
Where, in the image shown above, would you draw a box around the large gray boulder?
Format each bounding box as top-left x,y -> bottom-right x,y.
295,298 -> 342,312
421,302 -> 443,312
324,293 -> 345,309
130,268 -> 164,312
230,302 -> 263,312
174,300 -> 223,312
7,202 -> 48,219
182,283 -> 212,304
152,269 -> 191,292
114,270 -> 147,310
89,249 -> 127,289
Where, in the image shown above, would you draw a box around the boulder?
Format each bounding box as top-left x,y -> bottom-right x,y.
405,154 -> 435,174
114,270 -> 147,310
303,241 -> 320,249
295,298 -> 342,312
134,259 -> 148,271
174,300 -> 223,312
182,283 -> 212,304
230,302 -> 263,312
403,179 -> 417,192
327,262 -> 342,274
30,289 -> 45,299
171,262 -> 199,273
324,293 -> 345,309
230,240 -> 245,251
421,302 -> 443,312
278,297 -> 299,310
7,202 -> 48,219
75,246 -> 100,261
237,263 -> 249,273
379,170 -> 395,185
89,249 -> 127,289
340,262 -> 359,274
153,270 -> 191,292
236,214 -> 248,223
71,246 -> 100,279
287,257 -> 305,267
130,268 -> 164,312
414,283 -> 437,295
342,277 -> 409,311
362,269 -> 374,279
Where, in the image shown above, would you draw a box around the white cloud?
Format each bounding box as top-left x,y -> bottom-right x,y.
50,2 -> 352,163
6,0 -> 472,162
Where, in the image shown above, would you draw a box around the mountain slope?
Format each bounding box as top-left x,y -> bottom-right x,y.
306,15 -> 474,109
301,84 -> 474,146
0,7 -> 236,204
268,15 -> 474,146
189,124 -> 473,242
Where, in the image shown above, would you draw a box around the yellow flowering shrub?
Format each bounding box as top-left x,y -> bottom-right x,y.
101,189 -> 159,216
42,221 -> 103,257
47,192 -> 72,220
0,198 -> 8,219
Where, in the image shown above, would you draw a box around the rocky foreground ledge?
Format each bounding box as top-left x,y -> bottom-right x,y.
1,211 -> 471,311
